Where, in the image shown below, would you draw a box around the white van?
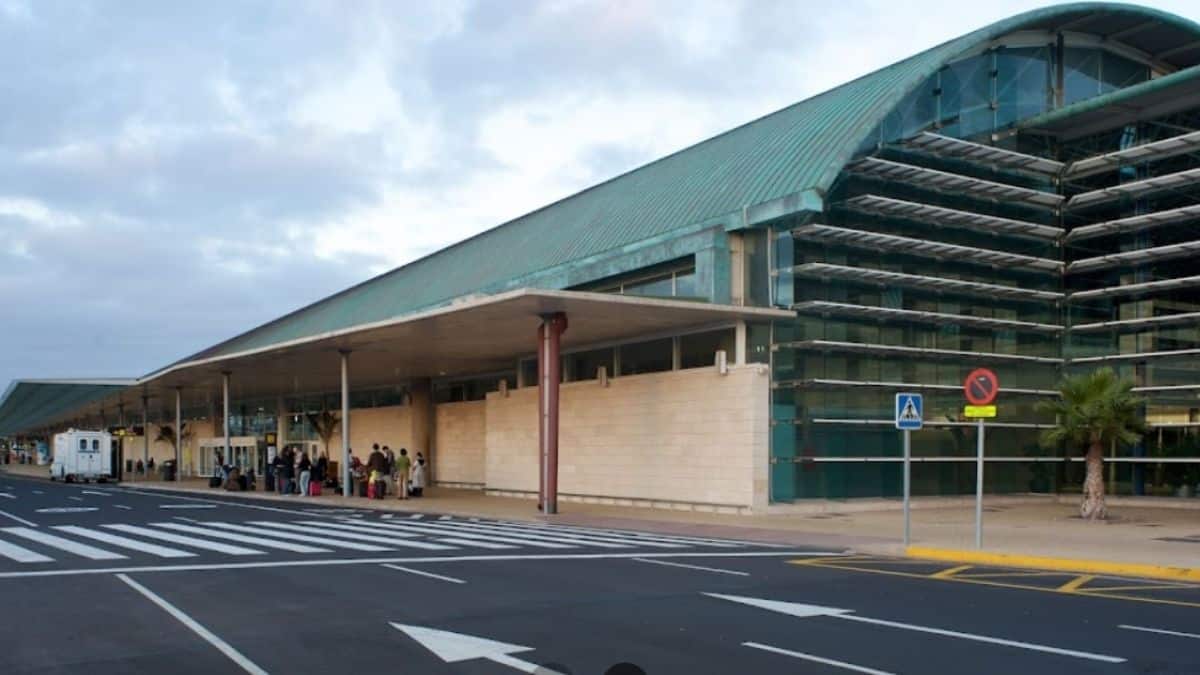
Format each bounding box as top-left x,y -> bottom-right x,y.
51,429 -> 114,483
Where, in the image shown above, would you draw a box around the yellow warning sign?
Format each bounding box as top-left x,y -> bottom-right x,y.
964,405 -> 997,418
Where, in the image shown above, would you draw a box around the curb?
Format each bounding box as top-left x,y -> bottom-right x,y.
907,546 -> 1200,583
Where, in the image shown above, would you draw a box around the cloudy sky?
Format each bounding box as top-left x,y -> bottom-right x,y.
1,0 -> 1197,386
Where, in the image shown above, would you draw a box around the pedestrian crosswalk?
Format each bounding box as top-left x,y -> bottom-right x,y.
0,517 -> 779,566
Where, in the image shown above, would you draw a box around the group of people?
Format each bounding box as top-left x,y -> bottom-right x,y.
351,443 -> 426,500
270,446 -> 328,496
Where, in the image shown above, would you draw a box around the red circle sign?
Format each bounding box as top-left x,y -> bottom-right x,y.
964,368 -> 999,406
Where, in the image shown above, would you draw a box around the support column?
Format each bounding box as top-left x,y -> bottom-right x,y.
141,394 -> 149,471
409,378 -> 434,482
340,351 -> 351,498
174,387 -> 182,481
222,372 -> 231,467
537,312 -> 568,514
735,320 -> 747,365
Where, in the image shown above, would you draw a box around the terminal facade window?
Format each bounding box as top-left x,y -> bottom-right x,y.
574,257 -> 698,299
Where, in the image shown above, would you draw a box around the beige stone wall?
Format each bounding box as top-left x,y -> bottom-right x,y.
121,419 -> 216,476
434,400 -> 487,486
326,405 -> 413,462
484,364 -> 769,508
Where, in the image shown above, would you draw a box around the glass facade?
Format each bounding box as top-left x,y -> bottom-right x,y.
769,31 -> 1193,501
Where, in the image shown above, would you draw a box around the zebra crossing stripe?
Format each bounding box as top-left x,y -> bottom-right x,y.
198,522 -> 391,552
3,526 -> 127,560
151,523 -> 332,554
307,520 -> 576,550
248,521 -> 456,552
432,520 -> 684,549
505,521 -> 752,548
0,538 -> 54,563
435,537 -> 515,550
54,526 -> 196,559
422,521 -> 634,549
104,525 -> 264,556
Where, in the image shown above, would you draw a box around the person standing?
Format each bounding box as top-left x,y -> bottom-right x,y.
411,452 -> 427,498
297,451 -> 312,497
314,452 -> 328,488
394,448 -> 411,500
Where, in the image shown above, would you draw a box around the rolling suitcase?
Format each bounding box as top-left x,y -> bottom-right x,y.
309,481 -> 321,496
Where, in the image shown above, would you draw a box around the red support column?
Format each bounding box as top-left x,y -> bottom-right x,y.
537,312 -> 567,514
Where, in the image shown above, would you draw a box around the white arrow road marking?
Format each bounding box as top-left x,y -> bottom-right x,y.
117,574 -> 268,675
391,623 -> 564,674
705,594 -> 1126,663
381,563 -> 465,584
1120,624 -> 1200,640
743,642 -> 895,675
633,558 -> 749,576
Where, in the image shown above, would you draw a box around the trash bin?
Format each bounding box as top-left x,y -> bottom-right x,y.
161,460 -> 177,482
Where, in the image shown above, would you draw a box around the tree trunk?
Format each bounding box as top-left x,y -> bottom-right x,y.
1081,441 -> 1107,520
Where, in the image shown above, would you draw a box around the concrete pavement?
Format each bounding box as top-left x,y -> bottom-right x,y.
0,474 -> 1198,674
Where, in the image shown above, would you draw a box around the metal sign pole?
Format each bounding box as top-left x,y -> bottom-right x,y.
975,417 -> 985,549
903,428 -> 912,547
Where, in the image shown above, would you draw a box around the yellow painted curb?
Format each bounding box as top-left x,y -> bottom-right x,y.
906,546 -> 1200,584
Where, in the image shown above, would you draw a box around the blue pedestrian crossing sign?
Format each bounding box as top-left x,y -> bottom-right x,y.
895,393 -> 923,430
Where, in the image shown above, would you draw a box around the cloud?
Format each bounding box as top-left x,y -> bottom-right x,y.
0,0 -> 1198,392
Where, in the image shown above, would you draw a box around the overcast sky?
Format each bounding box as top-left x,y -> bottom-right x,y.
2,0 -> 1197,386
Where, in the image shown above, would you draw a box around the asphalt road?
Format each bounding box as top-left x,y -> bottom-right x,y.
0,473 -> 1197,674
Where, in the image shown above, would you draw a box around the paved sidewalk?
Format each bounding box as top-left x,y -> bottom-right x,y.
5,464 -> 1198,573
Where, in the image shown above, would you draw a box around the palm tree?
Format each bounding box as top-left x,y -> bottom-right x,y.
155,422 -> 192,456
1036,368 -> 1146,520
305,411 -> 340,461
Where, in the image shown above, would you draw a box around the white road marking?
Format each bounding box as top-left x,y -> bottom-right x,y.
391,623 -> 563,674
104,524 -> 264,556
250,521 -> 455,551
160,504 -> 217,510
32,490 -> 43,495
337,520 -> 577,549
706,594 -> 1125,664
0,538 -> 54,563
436,538 -> 515,550
117,488 -> 307,516
453,521 -> 693,549
0,493 -> 16,499
199,522 -> 391,551
3,526 -> 126,560
81,491 -> 110,497
381,563 -> 466,584
0,550 -> 833,578
54,526 -> 195,559
438,515 -> 452,520
152,523 -> 332,554
114,505 -> 132,510
117,574 -> 269,675
420,521 -> 635,549
0,509 -> 38,527
633,557 -> 749,576
172,516 -> 198,523
35,507 -> 97,514
1119,624 -> 1200,640
68,496 -> 83,502
743,642 -> 895,675
505,521 -> 755,548
380,513 -> 394,519
408,514 -> 424,519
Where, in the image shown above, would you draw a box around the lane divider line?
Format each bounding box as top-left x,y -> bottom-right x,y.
1118,624 -> 1200,641
743,642 -> 895,675
381,563 -> 466,584
931,564 -> 973,579
116,574 -> 269,675
632,557 -> 750,576
907,546 -> 1200,583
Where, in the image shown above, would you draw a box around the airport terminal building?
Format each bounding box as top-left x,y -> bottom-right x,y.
4,3 -> 1200,510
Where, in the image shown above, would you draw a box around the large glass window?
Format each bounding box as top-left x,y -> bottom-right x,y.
564,347 -> 614,382
996,46 -> 1051,127
679,329 -> 736,369
619,338 -> 673,375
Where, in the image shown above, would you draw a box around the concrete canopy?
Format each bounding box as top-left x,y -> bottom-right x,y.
38,289 -> 791,427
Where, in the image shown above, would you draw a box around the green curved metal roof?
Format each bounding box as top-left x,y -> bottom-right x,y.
167,3 -> 1200,366
0,380 -> 134,436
